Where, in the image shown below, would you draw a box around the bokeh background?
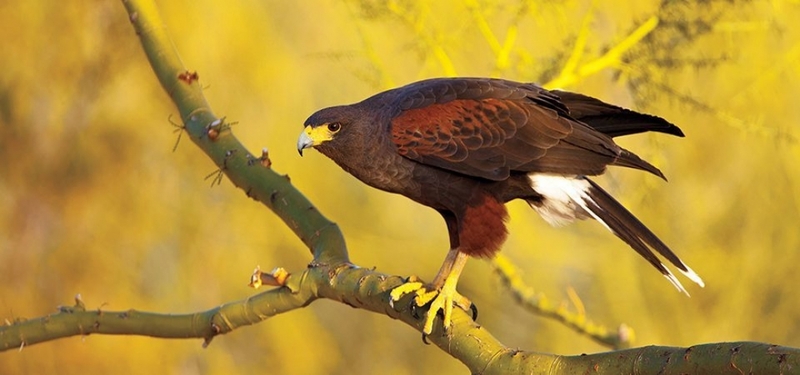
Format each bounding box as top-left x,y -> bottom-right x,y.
2,0 -> 799,374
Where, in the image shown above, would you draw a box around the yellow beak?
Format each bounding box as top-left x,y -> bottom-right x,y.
297,125 -> 336,156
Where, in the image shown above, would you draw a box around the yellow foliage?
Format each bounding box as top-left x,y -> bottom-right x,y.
1,0 -> 799,373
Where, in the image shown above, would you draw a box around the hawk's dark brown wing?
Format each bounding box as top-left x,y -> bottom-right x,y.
554,90 -> 685,138
388,78 -> 662,181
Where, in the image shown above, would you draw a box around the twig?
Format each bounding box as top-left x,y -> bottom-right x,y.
492,253 -> 633,349
545,15 -> 659,89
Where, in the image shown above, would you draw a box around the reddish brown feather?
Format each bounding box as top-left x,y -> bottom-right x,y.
393,98 -> 515,159
392,98 -> 538,180
459,194 -> 508,258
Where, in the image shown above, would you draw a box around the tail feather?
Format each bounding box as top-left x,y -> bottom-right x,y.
527,174 -> 704,294
582,178 -> 704,292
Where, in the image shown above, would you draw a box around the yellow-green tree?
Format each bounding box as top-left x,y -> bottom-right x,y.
1,0 -> 799,374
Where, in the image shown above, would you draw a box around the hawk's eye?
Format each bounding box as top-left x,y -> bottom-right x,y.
327,122 -> 342,133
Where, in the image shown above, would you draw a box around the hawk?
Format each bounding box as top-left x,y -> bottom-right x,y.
297,78 -> 703,335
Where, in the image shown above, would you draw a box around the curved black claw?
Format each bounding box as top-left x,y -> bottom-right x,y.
421,332 -> 431,345
410,301 -> 425,320
470,303 -> 479,322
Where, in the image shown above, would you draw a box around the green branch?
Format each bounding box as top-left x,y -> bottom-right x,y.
5,263 -> 800,373
1,281 -> 313,351
120,0 -> 346,264
492,254 -> 633,349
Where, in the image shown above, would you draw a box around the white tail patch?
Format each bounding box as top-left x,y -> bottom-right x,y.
527,173 -> 611,230
527,173 -> 704,294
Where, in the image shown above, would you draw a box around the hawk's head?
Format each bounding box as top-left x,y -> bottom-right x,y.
298,104 -> 377,162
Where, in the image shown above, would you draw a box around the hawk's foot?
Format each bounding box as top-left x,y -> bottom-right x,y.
390,279 -> 472,335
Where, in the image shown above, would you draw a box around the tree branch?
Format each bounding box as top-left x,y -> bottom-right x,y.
491,254 -> 633,349
1,282 -> 313,351
120,0 -> 348,265
544,15 -> 659,89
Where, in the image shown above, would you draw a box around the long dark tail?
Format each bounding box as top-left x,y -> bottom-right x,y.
581,178 -> 704,294
529,92 -> 699,292
527,173 -> 704,295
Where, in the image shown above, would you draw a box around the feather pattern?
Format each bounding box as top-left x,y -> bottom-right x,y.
388,78 -> 662,181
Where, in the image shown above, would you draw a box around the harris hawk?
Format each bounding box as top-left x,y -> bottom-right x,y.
297,78 -> 704,335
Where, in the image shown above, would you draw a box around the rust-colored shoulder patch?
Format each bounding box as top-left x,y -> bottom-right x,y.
392,98 -> 519,160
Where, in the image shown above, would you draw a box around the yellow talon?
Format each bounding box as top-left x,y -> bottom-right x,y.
422,290 -> 455,334
414,290 -> 439,306
389,249 -> 473,335
389,281 -> 425,302
390,281 -> 462,335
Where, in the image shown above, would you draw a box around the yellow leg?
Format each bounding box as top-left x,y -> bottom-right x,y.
390,249 -> 472,335
430,248 -> 460,287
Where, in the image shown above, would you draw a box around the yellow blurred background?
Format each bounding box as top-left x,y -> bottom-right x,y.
1,0 -> 799,374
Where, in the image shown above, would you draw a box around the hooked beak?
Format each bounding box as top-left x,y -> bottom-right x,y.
297,128 -> 314,156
